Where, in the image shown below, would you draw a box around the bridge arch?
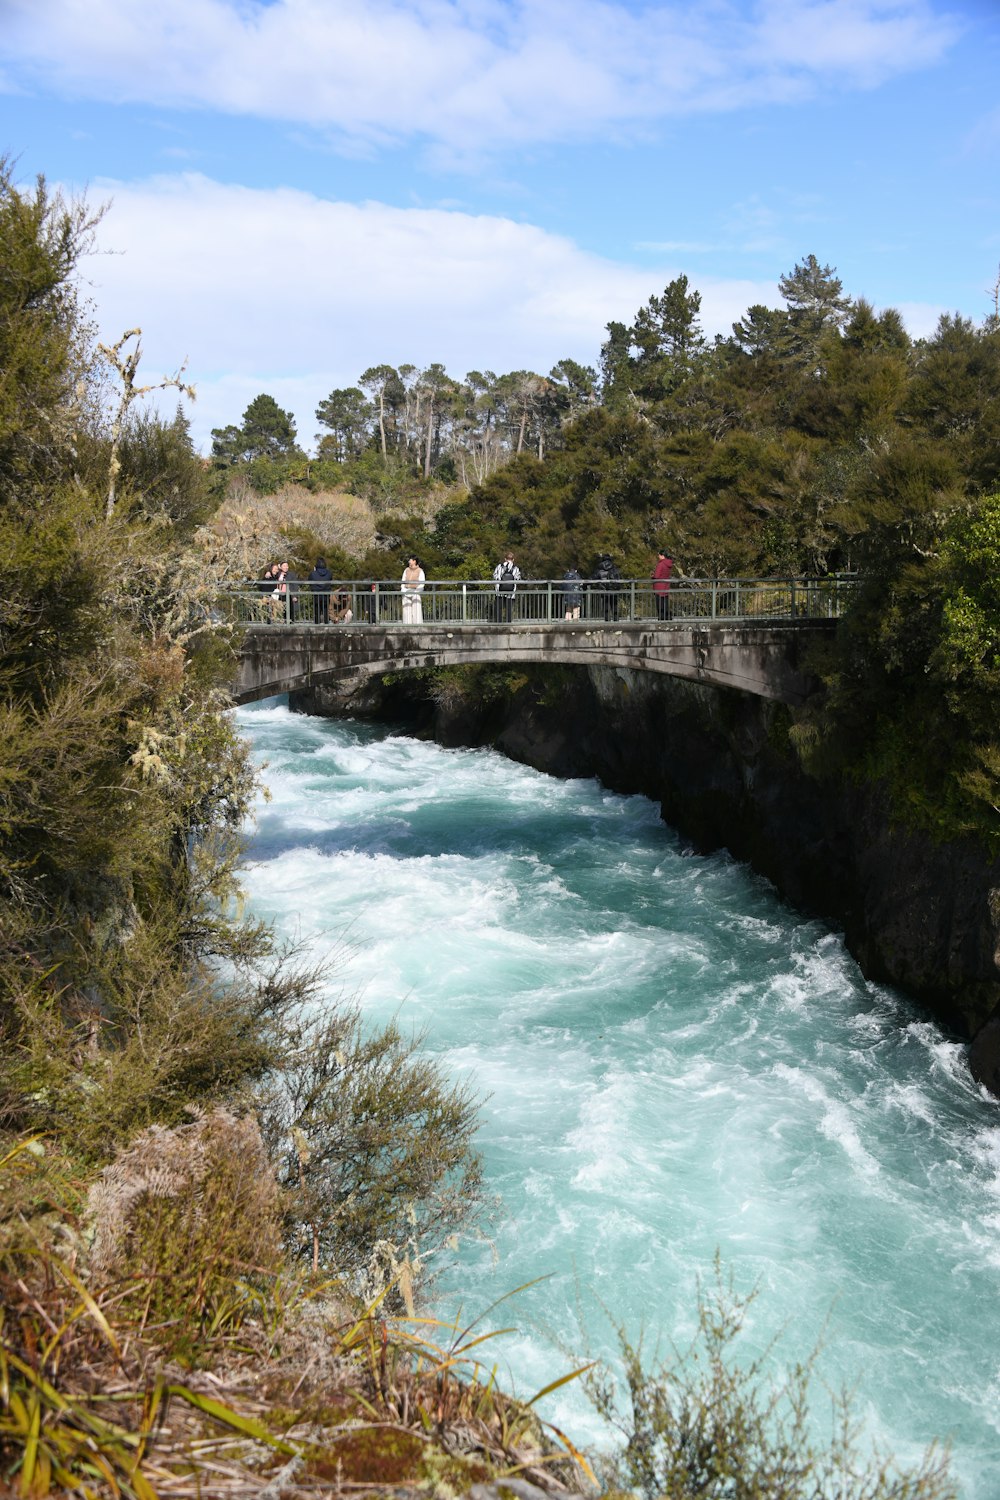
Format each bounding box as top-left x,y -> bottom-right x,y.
232,620 -> 833,707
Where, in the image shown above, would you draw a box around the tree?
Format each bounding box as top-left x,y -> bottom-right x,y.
454,369 -> 505,486
779,254 -> 852,327
0,159 -> 285,1168
600,320 -> 635,409
414,362 -> 460,478
549,358 -> 599,436
0,157 -> 102,507
905,314 -> 1000,489
262,1000 -> 485,1296
241,392 -> 298,459
211,392 -> 299,466
730,303 -> 788,359
495,369 -> 550,458
631,275 -> 706,398
97,327 -> 195,517
778,254 -> 853,365
114,402 -> 212,534
315,386 -> 372,461
359,364 -> 400,461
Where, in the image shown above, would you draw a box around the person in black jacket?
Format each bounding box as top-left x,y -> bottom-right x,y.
308,557 -> 333,624
561,566 -> 583,620
591,554 -> 622,621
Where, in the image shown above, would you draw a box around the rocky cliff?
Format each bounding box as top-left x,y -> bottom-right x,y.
289,666 -> 1000,1098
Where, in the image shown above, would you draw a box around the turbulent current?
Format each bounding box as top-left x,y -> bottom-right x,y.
236,700 -> 1000,1497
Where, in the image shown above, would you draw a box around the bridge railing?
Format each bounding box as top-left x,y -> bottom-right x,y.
223,575 -> 857,627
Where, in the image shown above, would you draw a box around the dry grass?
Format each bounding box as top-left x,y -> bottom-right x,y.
0,1129 -> 594,1499
194,483 -> 375,582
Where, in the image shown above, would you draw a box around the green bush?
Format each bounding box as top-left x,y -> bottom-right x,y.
587,1261 -> 955,1500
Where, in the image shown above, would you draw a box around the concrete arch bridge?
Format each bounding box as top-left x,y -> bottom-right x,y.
228,575 -> 853,707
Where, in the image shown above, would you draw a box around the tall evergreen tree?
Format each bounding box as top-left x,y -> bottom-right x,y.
778,254 -> 853,365
315,386 -> 372,461
211,392 -> 299,465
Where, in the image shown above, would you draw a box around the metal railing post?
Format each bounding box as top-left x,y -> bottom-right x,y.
711,580 -> 717,619
462,583 -> 467,622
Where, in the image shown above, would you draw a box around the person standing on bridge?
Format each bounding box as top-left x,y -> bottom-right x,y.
401,556 -> 425,624
653,549 -> 673,621
276,561 -> 300,622
591,554 -> 622,622
561,565 -> 583,620
493,551 -> 521,624
309,556 -> 333,624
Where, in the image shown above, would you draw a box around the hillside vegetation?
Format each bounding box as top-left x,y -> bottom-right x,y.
217,260 -> 1000,849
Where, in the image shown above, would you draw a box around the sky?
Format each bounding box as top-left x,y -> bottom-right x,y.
2,0 -> 999,454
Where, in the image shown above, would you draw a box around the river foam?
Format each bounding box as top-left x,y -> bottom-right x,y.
237,701 -> 1000,1495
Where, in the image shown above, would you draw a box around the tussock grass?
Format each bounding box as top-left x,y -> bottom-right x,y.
0,1131 -> 591,1499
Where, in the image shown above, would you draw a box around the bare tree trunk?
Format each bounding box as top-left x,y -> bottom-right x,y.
424,401 -> 434,479
98,328 -> 194,519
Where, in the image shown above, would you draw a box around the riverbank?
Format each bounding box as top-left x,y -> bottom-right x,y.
289,665 -> 1000,1097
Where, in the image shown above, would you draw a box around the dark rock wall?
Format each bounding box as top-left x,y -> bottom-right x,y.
290,666 -> 1000,1091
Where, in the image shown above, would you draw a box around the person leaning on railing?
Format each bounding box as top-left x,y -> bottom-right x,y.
330,588 -> 353,624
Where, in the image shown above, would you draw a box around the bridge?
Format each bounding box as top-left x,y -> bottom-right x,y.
227,576 -> 853,707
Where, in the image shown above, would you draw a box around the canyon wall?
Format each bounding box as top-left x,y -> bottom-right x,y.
289,666 -> 1000,1096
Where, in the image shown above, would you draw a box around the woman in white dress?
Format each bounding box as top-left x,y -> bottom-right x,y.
401,556 -> 425,624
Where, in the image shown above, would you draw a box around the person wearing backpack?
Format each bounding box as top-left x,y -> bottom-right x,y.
561,566 -> 583,620
591,553 -> 621,621
493,552 -> 521,623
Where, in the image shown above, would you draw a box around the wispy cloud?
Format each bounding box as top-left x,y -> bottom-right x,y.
5,0 -> 960,158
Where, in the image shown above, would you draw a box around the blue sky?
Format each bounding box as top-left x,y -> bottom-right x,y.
2,0 -> 998,452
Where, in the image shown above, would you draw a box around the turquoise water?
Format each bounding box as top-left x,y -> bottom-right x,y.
236,701 -> 1000,1496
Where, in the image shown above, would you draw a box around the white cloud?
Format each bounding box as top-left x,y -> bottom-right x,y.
79,173 -> 949,451
4,0 -> 960,157
81,172 -> 782,450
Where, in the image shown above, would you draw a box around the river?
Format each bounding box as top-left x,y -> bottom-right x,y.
236,699 -> 1000,1497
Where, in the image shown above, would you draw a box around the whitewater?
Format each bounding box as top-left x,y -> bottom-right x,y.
236,699 -> 1000,1497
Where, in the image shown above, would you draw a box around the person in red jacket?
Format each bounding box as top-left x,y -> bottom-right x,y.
653,549 -> 673,621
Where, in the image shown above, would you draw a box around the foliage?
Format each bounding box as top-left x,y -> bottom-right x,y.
588,1260 -> 956,1500
0,1134 -> 586,1499
211,391 -> 301,468
86,1108 -> 283,1348
112,403 -> 213,534
259,998 -> 486,1300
